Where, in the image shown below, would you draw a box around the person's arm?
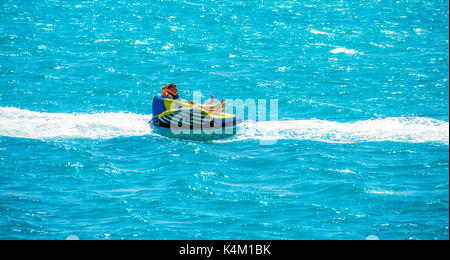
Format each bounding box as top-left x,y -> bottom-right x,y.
184,94 -> 214,106
198,100 -> 226,114
205,94 -> 216,105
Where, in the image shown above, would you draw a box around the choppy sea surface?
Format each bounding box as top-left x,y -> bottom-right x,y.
0,0 -> 448,240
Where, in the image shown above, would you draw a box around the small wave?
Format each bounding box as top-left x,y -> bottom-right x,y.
0,107 -> 152,139
309,29 -> 332,36
134,40 -> 150,45
330,47 -> 362,55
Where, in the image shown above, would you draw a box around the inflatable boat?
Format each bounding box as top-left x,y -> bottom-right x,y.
151,95 -> 241,134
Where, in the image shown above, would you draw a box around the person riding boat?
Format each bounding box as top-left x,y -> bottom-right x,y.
160,83 -> 226,115
161,83 -> 179,100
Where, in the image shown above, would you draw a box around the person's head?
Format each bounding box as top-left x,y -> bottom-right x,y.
162,83 -> 177,93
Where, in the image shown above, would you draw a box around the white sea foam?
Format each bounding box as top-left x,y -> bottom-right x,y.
0,107 -> 448,144
0,107 -> 152,139
230,117 -> 449,144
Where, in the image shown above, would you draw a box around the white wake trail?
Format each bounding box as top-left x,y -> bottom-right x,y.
0,107 -> 152,139
1,107 -> 448,144
232,117 -> 449,144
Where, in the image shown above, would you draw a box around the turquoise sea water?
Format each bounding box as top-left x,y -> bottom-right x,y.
0,0 -> 449,240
